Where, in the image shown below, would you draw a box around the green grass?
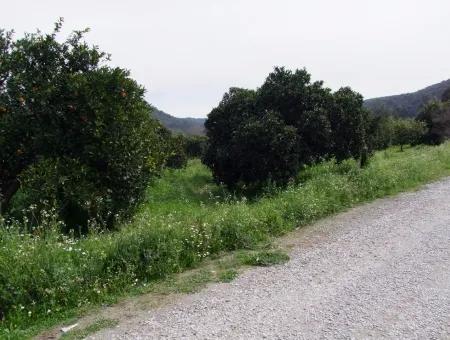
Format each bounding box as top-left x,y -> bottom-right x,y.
1,143 -> 450,338
218,269 -> 239,282
237,250 -> 290,267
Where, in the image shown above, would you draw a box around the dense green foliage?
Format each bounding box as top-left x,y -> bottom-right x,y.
204,67 -> 368,188
1,143 -> 450,337
329,87 -> 368,161
366,115 -> 395,150
0,23 -> 169,231
184,135 -> 207,158
417,97 -> 450,145
203,87 -> 300,188
364,79 -> 450,117
392,118 -> 426,150
164,133 -> 188,169
367,115 -> 426,151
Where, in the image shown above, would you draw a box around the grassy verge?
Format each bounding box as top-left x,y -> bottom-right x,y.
1,143 -> 450,338
60,318 -> 119,340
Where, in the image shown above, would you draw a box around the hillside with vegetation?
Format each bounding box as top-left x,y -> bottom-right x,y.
152,108 -> 205,135
364,79 -> 450,117
1,23 -> 450,338
154,79 -> 450,134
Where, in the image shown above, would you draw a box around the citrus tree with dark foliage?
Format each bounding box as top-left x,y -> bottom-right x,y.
417,99 -> 450,145
203,88 -> 264,187
0,21 -> 166,231
257,67 -> 334,163
329,87 -> 368,161
203,67 -> 369,190
203,91 -> 299,188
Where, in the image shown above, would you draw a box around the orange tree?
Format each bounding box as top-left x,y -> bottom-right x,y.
0,21 -> 166,231
203,67 -> 370,190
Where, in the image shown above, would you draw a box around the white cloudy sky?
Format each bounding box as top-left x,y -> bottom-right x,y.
1,0 -> 449,117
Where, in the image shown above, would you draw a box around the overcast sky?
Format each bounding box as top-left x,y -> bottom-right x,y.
1,0 -> 449,118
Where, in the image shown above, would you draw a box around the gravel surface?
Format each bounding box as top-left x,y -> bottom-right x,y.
90,179 -> 450,339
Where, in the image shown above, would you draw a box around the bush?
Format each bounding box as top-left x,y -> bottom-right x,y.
0,22 -> 166,230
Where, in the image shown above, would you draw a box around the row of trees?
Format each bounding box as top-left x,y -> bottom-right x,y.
368,88 -> 450,150
202,68 -> 450,190
1,22 -> 447,232
202,68 -> 450,189
368,115 -> 426,151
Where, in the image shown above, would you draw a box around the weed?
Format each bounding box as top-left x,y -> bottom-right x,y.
218,269 -> 239,282
237,250 -> 290,267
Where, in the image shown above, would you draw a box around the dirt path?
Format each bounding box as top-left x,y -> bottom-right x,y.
89,179 -> 450,339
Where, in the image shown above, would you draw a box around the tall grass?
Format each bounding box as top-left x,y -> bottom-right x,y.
1,143 -> 450,337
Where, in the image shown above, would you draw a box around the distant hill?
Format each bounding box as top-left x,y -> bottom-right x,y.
152,109 -> 206,135
152,79 -> 450,132
364,79 -> 450,117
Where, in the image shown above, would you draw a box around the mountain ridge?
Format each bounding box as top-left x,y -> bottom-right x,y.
364,79 -> 450,117
152,79 -> 450,135
152,108 -> 206,135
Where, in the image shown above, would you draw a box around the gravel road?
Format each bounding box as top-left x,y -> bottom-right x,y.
90,179 -> 450,339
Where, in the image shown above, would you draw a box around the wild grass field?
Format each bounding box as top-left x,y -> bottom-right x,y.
1,143 -> 450,338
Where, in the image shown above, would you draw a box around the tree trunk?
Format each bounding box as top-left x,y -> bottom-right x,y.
0,178 -> 20,215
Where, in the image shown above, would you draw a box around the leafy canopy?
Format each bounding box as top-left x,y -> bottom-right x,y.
0,20 -> 166,230
203,67 -> 369,189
